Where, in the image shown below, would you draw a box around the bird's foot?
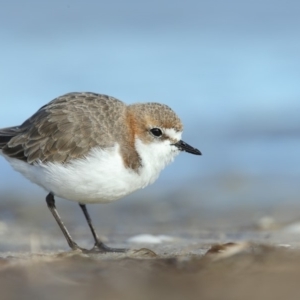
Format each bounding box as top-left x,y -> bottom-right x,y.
83,241 -> 128,254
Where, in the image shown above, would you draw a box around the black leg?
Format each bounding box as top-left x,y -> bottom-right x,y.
46,193 -> 82,251
79,203 -> 127,253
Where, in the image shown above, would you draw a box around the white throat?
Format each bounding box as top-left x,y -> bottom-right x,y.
134,136 -> 181,186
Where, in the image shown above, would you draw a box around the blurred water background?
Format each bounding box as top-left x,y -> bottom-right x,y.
0,0 -> 300,241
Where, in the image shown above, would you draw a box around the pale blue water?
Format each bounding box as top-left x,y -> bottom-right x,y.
0,0 -> 299,208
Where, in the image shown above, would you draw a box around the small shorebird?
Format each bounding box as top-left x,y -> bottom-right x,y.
0,92 -> 201,253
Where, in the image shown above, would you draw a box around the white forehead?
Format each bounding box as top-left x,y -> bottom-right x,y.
164,128 -> 182,141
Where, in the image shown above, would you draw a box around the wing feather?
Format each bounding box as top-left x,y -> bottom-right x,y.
0,92 -> 126,164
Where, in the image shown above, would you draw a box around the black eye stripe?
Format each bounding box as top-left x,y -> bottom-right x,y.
150,128 -> 162,137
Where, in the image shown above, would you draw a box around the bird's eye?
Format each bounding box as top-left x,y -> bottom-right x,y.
150,128 -> 162,137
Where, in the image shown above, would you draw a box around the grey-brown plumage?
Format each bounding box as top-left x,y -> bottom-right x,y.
0,92 -> 183,170
0,93 -> 135,166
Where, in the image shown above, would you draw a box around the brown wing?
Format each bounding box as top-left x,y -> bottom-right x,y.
0,92 -> 126,164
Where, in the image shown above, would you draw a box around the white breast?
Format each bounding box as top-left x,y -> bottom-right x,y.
3,139 -> 180,204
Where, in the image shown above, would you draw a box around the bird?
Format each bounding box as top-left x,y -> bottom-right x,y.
0,92 -> 201,253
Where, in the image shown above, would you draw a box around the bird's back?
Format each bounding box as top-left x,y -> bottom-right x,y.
0,92 -> 127,164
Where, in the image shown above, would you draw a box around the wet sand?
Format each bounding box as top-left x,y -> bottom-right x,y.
1,228 -> 300,300
1,244 -> 300,300
1,186 -> 300,300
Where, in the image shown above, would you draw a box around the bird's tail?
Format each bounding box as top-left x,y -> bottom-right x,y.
0,127 -> 20,149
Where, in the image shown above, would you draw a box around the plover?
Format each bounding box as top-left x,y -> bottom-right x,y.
0,92 -> 201,253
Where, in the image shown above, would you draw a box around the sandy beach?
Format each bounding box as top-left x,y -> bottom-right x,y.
1,186 -> 300,300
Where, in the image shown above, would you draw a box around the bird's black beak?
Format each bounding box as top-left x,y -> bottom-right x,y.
173,140 -> 202,155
